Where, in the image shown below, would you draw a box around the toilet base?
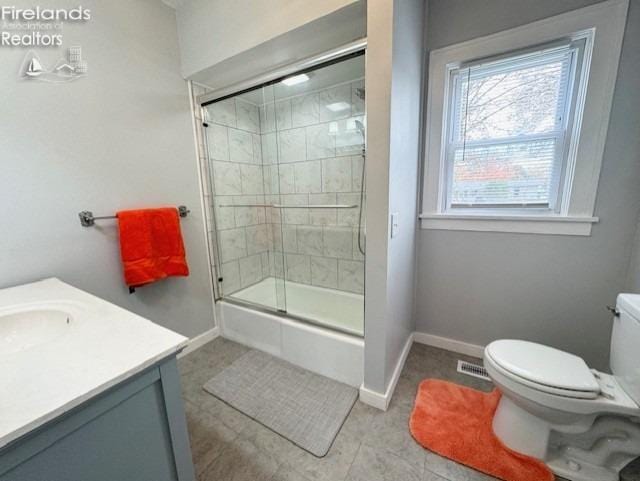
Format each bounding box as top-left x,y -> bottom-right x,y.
492,396 -> 640,481
492,395 -> 551,459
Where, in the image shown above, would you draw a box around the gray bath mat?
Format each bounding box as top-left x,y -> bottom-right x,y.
203,349 -> 358,457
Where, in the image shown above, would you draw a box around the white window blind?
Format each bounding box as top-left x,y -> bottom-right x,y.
445,43 -> 583,211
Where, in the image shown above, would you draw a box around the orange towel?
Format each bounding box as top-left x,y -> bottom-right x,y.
410,379 -> 553,481
117,207 -> 189,287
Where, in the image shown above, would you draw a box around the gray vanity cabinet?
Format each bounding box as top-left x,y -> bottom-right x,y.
0,356 -> 195,481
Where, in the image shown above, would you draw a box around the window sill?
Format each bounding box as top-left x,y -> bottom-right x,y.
419,213 -> 598,236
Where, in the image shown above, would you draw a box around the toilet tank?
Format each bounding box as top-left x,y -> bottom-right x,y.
611,293 -> 640,405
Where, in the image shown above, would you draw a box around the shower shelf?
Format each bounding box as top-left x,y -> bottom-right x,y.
219,204 -> 358,209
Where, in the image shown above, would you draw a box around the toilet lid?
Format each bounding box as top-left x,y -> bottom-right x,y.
486,340 -> 600,395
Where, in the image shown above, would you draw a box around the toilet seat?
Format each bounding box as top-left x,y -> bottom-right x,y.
485,340 -> 600,400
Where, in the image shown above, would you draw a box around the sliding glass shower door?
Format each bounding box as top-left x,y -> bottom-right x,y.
205,52 -> 366,335
204,86 -> 287,313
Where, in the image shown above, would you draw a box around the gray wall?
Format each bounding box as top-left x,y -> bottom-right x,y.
364,0 -> 425,395
627,217 -> 640,292
416,0 -> 640,370
384,0 -> 425,387
0,0 -> 215,338
176,0 -> 365,87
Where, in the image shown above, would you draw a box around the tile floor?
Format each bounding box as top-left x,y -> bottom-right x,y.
178,337 -> 556,481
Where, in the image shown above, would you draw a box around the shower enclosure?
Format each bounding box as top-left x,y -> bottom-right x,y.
202,52 -> 366,337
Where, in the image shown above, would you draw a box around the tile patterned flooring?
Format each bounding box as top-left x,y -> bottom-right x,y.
178,337 -> 560,481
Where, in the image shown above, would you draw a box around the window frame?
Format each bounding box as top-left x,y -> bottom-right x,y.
443,40 -> 585,214
420,0 -> 628,236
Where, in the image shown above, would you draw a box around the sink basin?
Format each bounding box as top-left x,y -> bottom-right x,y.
0,307 -> 73,356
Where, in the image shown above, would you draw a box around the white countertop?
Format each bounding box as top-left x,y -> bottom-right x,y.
0,278 -> 188,449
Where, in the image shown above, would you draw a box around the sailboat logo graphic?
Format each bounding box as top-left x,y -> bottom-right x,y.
24,56 -> 44,77
19,47 -> 88,83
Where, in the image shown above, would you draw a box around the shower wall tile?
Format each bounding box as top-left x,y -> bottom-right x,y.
276,100 -> 292,130
208,98 -> 236,127
278,128 -> 306,163
309,193 -> 337,226
297,226 -> 323,256
282,225 -> 298,253
252,134 -> 262,163
322,157 -> 352,192
219,228 -> 247,262
337,193 -> 360,226
261,252 -> 271,278
261,132 -> 278,164
236,99 -> 260,133
228,128 -> 254,163
272,224 -> 298,254
338,259 -> 364,294
207,124 -> 229,161
323,226 -> 353,259
351,79 -> 365,116
260,104 -> 276,133
246,224 -> 270,255
221,260 -> 241,295
234,195 -> 262,227
267,203 -> 282,224
277,163 -> 295,194
291,94 -> 319,127
319,84 -> 352,122
262,165 -> 273,195
240,163 -> 264,195
352,155 -> 364,191
212,161 -> 242,195
310,256 -> 338,289
239,254 -> 264,287
213,196 -> 236,229
285,253 -> 311,284
294,160 -> 321,193
281,194 -> 309,225
268,251 -> 285,279
306,123 -> 335,160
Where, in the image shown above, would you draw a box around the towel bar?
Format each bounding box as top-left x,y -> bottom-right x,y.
78,205 -> 190,227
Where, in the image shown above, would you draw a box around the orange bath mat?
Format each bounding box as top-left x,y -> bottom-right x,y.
410,379 -> 553,481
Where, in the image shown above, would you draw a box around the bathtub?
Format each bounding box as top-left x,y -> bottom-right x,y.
218,279 -> 364,387
229,277 -> 364,336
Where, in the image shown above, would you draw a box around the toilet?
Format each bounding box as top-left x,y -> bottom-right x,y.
484,293 -> 640,481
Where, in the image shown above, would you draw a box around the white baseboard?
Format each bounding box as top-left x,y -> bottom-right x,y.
358,385 -> 388,410
413,331 -> 484,358
178,326 -> 220,358
359,333 -> 414,411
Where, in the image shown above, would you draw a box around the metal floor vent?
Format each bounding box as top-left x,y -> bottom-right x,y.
457,360 -> 491,381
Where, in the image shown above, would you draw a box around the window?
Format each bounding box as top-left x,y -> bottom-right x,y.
421,0 -> 628,235
445,42 -> 583,212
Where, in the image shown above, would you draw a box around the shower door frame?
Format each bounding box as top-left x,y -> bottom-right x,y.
199,38 -> 367,335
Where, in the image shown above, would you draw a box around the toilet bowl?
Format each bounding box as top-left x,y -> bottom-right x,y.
484,294 -> 640,481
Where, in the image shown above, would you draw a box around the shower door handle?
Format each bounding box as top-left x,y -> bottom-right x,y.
219,203 -> 357,209
273,204 -> 358,209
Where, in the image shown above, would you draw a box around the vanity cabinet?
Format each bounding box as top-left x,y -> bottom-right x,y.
0,356 -> 195,481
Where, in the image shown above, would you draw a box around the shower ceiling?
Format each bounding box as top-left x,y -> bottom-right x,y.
236,55 -> 365,105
